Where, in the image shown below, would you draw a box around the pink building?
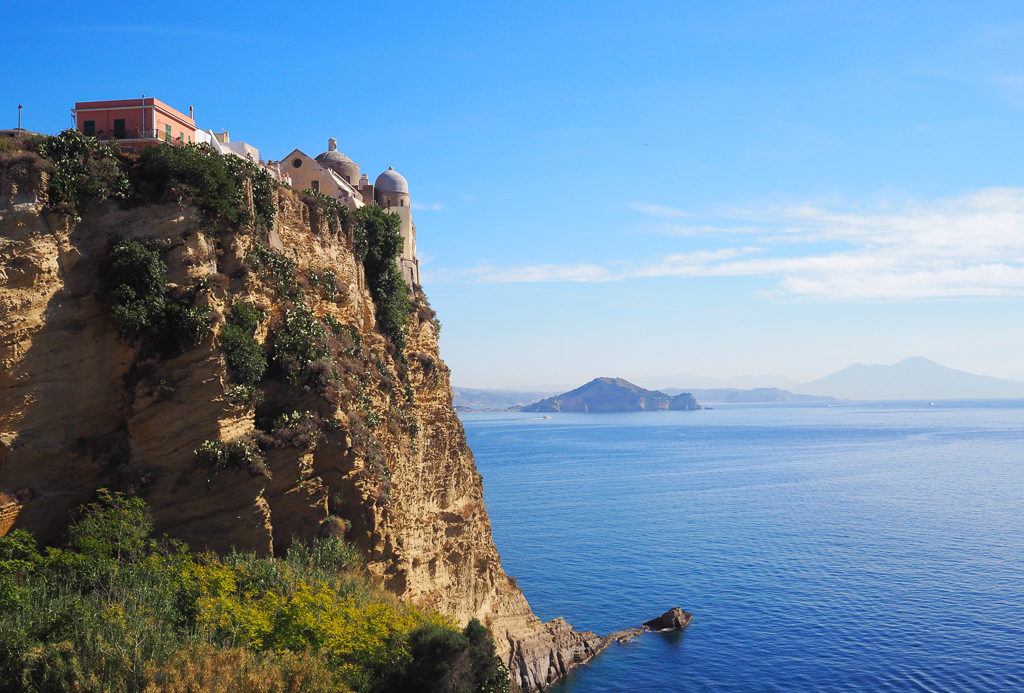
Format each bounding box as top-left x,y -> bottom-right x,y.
73,98 -> 196,149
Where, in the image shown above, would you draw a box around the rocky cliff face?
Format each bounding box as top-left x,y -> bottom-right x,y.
0,166 -> 601,690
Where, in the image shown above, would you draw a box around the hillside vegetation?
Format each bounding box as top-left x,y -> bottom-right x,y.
0,491 -> 508,693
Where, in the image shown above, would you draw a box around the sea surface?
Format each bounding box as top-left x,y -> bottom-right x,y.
461,402 -> 1024,692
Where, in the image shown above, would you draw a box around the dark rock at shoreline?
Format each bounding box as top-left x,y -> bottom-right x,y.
642,607 -> 693,632
606,627 -> 645,644
601,607 -> 693,648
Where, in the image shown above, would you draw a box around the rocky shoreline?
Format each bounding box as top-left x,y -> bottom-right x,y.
606,607 -> 693,645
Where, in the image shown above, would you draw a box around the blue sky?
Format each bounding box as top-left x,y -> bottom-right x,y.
6,1 -> 1024,388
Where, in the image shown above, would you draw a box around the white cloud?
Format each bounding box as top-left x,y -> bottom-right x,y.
437,188 -> 1024,301
477,263 -> 615,283
411,201 -> 444,211
625,202 -> 690,217
656,224 -> 761,236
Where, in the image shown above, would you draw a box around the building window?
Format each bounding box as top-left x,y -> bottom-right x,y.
113,119 -> 126,139
311,180 -> 320,191
83,120 -> 96,137
165,124 -> 172,141
292,158 -> 302,168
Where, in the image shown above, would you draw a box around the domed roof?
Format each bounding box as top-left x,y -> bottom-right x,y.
315,138 -> 355,167
375,166 -> 408,194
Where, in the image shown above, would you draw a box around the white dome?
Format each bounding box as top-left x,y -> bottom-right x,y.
374,166 -> 408,194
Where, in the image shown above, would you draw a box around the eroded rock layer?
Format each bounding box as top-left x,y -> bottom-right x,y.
0,173 -> 595,690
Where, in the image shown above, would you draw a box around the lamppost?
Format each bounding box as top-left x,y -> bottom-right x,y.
17,104 -> 22,132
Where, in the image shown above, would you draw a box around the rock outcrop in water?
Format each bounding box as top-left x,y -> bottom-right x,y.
643,607 -> 693,632
0,148 -> 600,690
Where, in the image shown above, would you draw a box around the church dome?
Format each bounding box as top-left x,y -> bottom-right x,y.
374,166 -> 409,194
315,138 -> 360,183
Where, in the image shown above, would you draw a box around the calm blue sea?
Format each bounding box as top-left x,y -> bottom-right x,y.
461,402 -> 1024,692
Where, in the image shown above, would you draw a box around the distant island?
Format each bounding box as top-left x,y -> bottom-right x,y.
520,377 -> 700,413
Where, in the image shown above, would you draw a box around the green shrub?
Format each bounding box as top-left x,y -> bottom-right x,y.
268,306 -> 330,386
102,238 -> 168,339
247,244 -> 299,300
194,440 -> 267,477
132,144 -> 248,230
220,302 -> 266,388
354,206 -> 411,349
30,129 -> 130,214
302,188 -> 350,235
100,239 -> 211,355
308,266 -> 340,300
226,156 -> 277,231
384,618 -> 509,693
267,410 -> 327,449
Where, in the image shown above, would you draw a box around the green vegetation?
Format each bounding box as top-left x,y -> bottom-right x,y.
100,238 -> 210,355
354,206 -> 411,349
302,188 -> 351,236
28,129 -> 130,215
247,243 -> 300,300
0,492 -> 507,693
194,439 -> 268,477
132,143 -> 275,231
269,305 -> 331,386
308,265 -> 340,300
220,302 -> 267,388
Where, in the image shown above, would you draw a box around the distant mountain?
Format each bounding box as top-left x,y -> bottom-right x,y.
794,357 -> 1024,400
662,387 -> 836,403
452,387 -> 557,412
520,377 -> 700,413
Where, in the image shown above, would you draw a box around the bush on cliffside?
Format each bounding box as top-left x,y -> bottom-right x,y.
28,129 -> 130,215
220,301 -> 267,387
268,305 -> 331,386
302,188 -> 351,237
0,492 -> 508,693
132,143 -> 275,231
101,239 -> 211,355
354,206 -> 410,349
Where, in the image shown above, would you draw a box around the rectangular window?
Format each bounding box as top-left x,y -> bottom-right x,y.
113,119 -> 126,139
83,120 -> 96,136
165,124 -> 172,141
179,131 -> 184,143
311,180 -> 320,191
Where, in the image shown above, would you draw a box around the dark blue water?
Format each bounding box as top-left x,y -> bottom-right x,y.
462,402 -> 1024,692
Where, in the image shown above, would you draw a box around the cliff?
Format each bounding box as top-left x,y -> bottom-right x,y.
521,377 -> 700,412
0,144 -> 602,690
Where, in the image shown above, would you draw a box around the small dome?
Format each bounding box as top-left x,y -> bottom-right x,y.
316,137 -> 355,166
375,166 -> 408,194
